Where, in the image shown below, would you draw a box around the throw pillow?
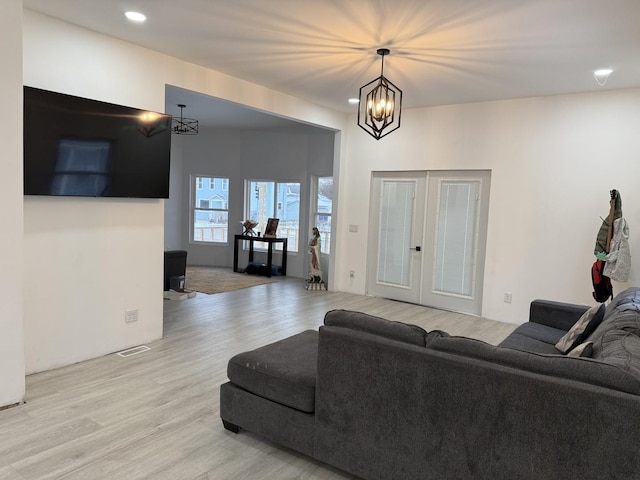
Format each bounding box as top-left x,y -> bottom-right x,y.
555,304 -> 606,354
567,341 -> 593,358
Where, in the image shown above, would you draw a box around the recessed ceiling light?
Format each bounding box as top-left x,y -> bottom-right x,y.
593,68 -> 613,86
125,11 -> 147,22
348,98 -> 360,104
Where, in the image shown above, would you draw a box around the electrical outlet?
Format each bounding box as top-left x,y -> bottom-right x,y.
504,292 -> 512,304
349,270 -> 355,278
125,309 -> 138,323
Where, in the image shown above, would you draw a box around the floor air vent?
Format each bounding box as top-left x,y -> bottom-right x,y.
117,345 -> 151,357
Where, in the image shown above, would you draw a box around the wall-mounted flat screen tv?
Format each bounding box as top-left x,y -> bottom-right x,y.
23,86 -> 172,198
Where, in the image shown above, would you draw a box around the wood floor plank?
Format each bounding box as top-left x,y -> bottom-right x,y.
1,275 -> 517,479
0,465 -> 26,480
0,417 -> 101,467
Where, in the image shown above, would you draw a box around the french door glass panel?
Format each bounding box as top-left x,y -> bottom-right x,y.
433,181 -> 480,297
377,181 -> 414,287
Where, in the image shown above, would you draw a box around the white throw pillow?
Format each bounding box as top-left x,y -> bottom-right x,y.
555,304 -> 605,354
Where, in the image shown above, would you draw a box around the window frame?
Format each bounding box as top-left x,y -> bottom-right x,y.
245,179 -> 301,252
190,174 -> 230,245
311,175 -> 333,255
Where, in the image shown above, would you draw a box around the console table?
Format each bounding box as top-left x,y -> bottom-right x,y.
233,235 -> 288,278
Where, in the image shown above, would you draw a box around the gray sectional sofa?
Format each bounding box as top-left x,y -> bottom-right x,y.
220,287 -> 640,480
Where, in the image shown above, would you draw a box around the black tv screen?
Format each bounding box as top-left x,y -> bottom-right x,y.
23,86 -> 172,198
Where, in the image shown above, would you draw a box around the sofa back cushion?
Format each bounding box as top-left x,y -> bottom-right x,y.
324,309 -> 428,347
529,299 -> 591,331
428,335 -> 640,395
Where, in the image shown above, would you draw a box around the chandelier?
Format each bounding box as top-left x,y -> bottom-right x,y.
172,104 -> 198,135
357,48 -> 403,140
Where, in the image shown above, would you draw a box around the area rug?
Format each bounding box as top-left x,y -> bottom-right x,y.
185,265 -> 276,295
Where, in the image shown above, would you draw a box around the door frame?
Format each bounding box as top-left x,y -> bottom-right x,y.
366,169 -> 491,316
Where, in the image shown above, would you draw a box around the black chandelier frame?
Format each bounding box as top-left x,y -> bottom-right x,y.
357,48 -> 403,140
172,104 -> 198,135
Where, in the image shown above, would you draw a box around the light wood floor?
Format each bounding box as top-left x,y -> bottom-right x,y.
0,276 -> 517,480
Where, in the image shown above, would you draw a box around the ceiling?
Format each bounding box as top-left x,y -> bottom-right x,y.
23,0 -> 640,129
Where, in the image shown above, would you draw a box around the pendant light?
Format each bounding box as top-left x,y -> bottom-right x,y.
172,104 -> 198,135
357,48 -> 403,140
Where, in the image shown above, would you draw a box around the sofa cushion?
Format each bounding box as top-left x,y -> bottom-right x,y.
498,333 -> 561,355
555,303 -> 605,354
510,322 -> 567,344
227,330 -> 318,413
498,322 -> 566,354
324,309 -> 428,347
428,335 -> 640,395
425,329 -> 450,344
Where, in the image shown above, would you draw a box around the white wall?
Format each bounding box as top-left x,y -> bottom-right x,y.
21,10 -> 346,374
180,126 -> 334,278
336,90 -> 640,324
164,135 -> 184,250
0,0 -> 25,407
22,13 -> 167,373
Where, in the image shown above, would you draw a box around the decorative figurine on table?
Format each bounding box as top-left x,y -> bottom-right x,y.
306,227 -> 326,290
241,220 -> 259,236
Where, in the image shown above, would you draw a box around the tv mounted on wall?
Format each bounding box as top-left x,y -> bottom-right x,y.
23,86 -> 172,199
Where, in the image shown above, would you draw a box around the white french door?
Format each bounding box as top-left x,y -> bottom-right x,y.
366,173 -> 426,304
421,171 -> 490,315
367,170 -> 490,316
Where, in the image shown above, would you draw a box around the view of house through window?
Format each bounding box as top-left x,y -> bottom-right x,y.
192,175 -> 229,243
247,180 -> 300,252
313,176 -> 333,254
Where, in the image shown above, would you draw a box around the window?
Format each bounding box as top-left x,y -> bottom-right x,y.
192,175 -> 229,243
246,180 -> 300,252
312,176 -> 333,254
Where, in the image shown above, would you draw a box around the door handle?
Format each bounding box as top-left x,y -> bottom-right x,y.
410,246 -> 421,252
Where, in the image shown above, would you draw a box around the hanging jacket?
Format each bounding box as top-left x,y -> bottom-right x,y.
604,217 -> 631,282
594,192 -> 622,256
